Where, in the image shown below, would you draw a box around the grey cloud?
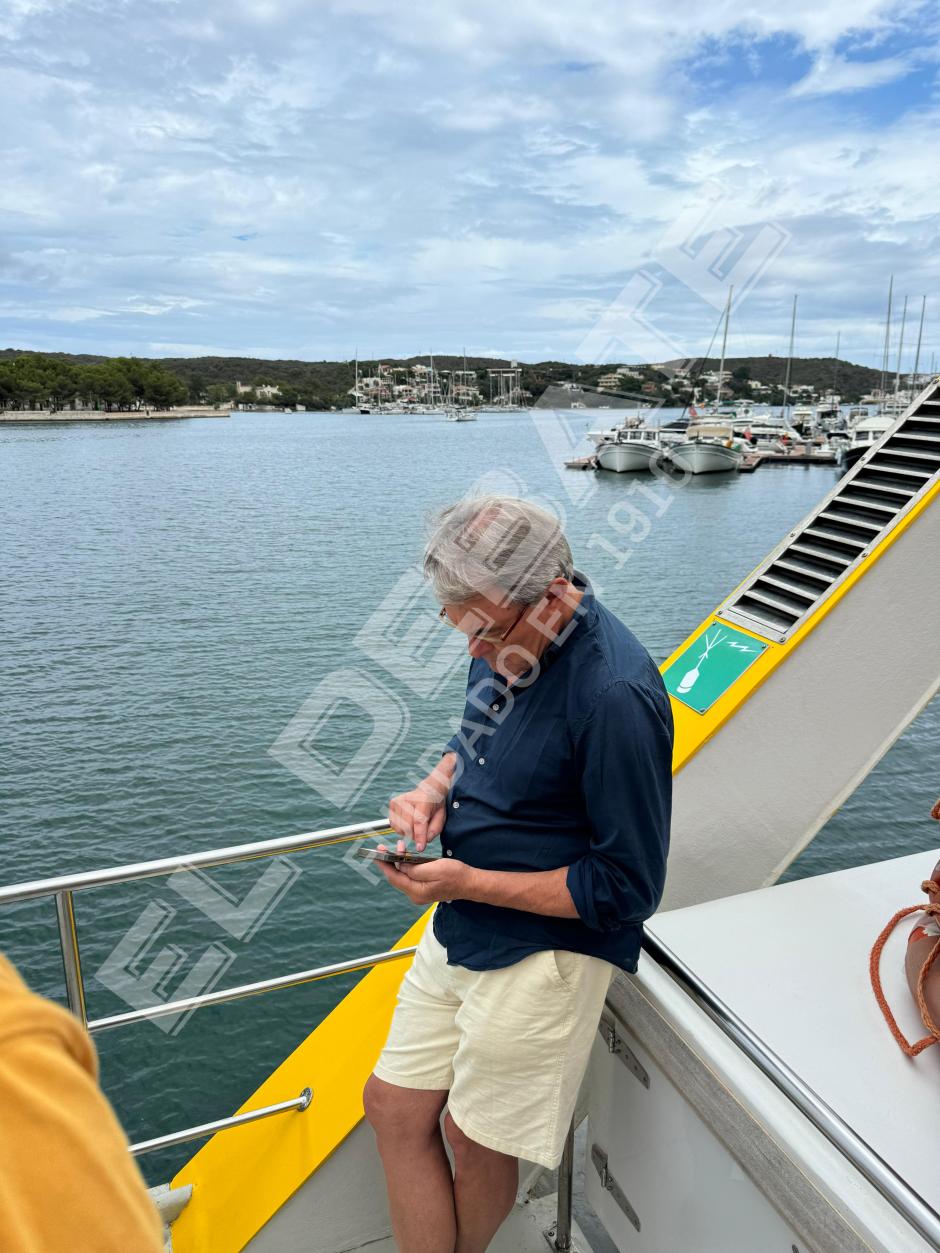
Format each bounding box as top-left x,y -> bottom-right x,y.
0,0 -> 936,364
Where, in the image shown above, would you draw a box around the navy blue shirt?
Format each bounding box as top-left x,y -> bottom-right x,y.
434,576 -> 673,973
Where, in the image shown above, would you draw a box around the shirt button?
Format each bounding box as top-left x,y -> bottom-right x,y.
478,757 -> 485,765
452,800 -> 459,809
492,703 -> 499,711
446,849 -> 453,857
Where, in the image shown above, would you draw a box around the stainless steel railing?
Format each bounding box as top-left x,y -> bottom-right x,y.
0,818 -> 413,1153
3,816 -> 579,1244
129,1088 -> 313,1157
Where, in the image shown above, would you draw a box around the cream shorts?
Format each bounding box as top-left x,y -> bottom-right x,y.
372,923 -> 614,1168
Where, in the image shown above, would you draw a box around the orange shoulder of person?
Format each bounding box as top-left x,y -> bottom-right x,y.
0,953 -> 164,1252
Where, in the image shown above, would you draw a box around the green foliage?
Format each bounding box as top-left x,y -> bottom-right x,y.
0,348 -> 887,411
689,355 -> 880,402
0,352 -> 189,411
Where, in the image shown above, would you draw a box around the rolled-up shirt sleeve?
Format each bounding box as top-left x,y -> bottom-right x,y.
565,678 -> 673,932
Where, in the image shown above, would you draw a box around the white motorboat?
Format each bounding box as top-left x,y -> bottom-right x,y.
791,403 -> 815,429
815,392 -> 842,429
666,422 -> 744,474
587,411 -> 651,447
595,428 -> 663,472
839,412 -> 895,471
733,414 -> 801,449
587,423 -> 624,447
446,406 -> 478,422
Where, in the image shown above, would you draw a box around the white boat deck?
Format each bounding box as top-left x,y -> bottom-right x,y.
646,849 -> 940,1214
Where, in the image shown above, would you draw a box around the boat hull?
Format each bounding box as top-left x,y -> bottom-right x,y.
596,440 -> 659,472
839,442 -> 871,472
667,440 -> 743,474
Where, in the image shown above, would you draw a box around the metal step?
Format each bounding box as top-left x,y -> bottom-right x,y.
803,525 -> 867,551
875,447 -> 940,466
756,573 -> 818,605
864,460 -> 933,481
834,494 -> 897,516
891,431 -> 940,446
743,585 -> 810,615
817,509 -> 882,534
773,557 -> 832,588
850,478 -> 915,505
788,541 -> 851,568
733,595 -> 799,634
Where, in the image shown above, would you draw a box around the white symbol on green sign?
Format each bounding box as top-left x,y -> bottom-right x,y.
663,623 -> 767,714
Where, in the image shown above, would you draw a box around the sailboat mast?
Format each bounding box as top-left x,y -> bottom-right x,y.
715,286 -> 733,409
832,330 -> 840,395
893,294 -> 908,402
879,275 -> 894,400
782,293 -> 797,419
911,296 -> 927,388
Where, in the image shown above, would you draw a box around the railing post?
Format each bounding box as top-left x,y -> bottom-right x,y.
55,889 -> 87,1026
554,1116 -> 575,1250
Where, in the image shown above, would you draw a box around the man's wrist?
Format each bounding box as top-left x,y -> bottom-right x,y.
459,864 -> 490,904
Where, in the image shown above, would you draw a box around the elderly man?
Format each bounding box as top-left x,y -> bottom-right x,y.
363,495 -> 673,1253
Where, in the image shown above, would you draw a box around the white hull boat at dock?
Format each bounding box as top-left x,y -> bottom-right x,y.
666,422 -> 744,474
596,440 -> 659,472
596,427 -> 663,472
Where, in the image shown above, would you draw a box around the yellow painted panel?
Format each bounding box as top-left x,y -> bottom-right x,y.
667,480 -> 939,772
169,913 -> 430,1253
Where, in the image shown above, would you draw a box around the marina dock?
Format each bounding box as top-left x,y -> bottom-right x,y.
0,407 -> 231,422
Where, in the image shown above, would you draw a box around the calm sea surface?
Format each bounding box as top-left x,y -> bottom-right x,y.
1,409 -> 937,1183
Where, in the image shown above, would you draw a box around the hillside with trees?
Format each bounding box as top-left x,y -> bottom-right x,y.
679,355 -> 882,398
0,348 -> 889,410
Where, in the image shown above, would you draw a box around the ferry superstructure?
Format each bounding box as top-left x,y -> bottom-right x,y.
2,380 -> 939,1252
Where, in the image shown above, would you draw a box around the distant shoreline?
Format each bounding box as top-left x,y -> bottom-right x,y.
0,406 -> 231,423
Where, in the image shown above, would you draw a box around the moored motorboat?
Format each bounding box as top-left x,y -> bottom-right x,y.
666,422 -> 744,474
839,412 -> 895,471
595,427 -> 663,472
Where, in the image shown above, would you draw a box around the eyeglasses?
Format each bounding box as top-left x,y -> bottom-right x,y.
437,602 -> 529,645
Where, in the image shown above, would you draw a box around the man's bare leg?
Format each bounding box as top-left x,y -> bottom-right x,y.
444,1111 -> 518,1253
364,1075 -> 455,1253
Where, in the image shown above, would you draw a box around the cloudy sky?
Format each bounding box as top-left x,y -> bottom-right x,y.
2,0 -> 938,367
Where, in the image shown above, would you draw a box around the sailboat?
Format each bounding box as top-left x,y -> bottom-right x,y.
666,288 -> 744,474
446,348 -> 479,420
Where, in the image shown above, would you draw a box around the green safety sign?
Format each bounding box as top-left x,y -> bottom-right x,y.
663,622 -> 767,714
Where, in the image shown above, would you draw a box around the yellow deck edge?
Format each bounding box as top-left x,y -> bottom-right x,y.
169,914 -> 429,1253
667,480 -> 939,772
169,477 -> 938,1251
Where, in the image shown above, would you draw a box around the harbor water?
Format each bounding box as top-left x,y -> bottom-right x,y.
1,408 -> 937,1183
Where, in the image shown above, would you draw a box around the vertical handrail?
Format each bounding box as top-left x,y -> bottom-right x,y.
554,1117 -> 575,1250
55,889 -> 87,1025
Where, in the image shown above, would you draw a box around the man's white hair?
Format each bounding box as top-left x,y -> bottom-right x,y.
423,495 -> 573,606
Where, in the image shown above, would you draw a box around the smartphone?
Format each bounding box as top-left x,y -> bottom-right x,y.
353,846 -> 438,867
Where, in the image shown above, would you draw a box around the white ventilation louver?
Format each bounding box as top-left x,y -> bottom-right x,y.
718,382 -> 940,642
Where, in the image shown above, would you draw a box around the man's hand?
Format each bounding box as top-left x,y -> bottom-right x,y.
374,846 -> 579,920
375,846 -> 475,906
388,753 -> 456,851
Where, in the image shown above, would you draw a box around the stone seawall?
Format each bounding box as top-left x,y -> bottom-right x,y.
0,407 -> 231,422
